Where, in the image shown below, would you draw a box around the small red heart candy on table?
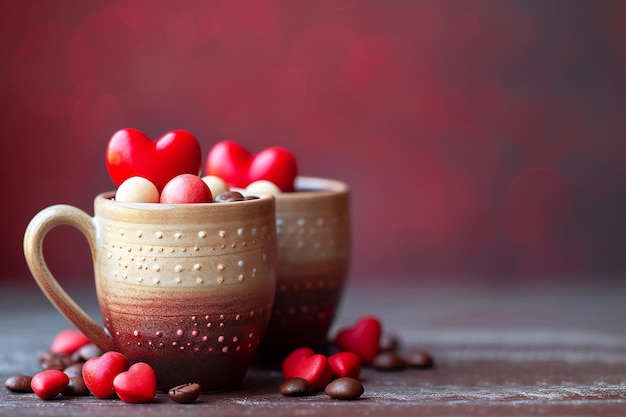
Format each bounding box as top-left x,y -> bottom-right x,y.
205,140 -> 298,192
50,329 -> 91,355
106,128 -> 202,192
112,362 -> 157,404
282,347 -> 315,380
31,370 -> 69,400
327,351 -> 362,379
82,351 -> 130,399
334,316 -> 382,365
290,353 -> 333,391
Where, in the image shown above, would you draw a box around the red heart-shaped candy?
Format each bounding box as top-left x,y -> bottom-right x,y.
112,362 -> 157,404
291,354 -> 332,391
82,351 -> 130,399
106,128 -> 202,191
327,351 -> 362,379
205,140 -> 297,192
31,370 -> 69,400
335,316 -> 382,365
282,347 -> 315,380
50,329 -> 91,355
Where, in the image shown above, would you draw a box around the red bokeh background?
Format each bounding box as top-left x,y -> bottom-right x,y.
2,0 -> 625,287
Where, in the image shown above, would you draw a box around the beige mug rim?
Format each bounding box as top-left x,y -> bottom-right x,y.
275,176 -> 348,201
96,190 -> 274,209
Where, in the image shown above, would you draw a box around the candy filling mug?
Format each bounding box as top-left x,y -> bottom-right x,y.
257,176 -> 351,363
24,192 -> 277,392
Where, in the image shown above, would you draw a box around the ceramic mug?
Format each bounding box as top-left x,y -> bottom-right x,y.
23,191 -> 277,392
257,177 -> 351,363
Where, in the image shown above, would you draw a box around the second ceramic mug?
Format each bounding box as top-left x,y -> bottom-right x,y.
257,176 -> 351,363
23,191 -> 277,392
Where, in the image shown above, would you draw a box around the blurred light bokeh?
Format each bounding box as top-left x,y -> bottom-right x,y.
2,0 -> 625,286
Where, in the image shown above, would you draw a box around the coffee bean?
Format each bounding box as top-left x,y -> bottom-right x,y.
379,333 -> 400,352
40,352 -> 77,371
76,344 -> 103,361
214,191 -> 244,202
405,350 -> 434,369
38,350 -> 55,362
41,357 -> 66,371
372,351 -> 407,371
279,378 -> 314,397
62,355 -> 78,366
63,362 -> 84,378
63,376 -> 90,396
4,375 -> 33,393
324,377 -> 364,400
168,383 -> 201,404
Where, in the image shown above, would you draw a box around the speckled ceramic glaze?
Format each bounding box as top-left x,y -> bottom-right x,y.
24,192 -> 277,392
257,177 -> 351,363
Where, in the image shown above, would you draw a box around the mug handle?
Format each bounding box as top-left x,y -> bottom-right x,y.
23,204 -> 115,352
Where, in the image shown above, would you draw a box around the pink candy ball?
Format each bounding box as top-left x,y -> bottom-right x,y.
160,174 -> 213,204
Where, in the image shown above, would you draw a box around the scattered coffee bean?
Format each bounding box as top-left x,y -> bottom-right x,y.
63,376 -> 90,396
77,344 -> 103,362
38,350 -> 55,362
41,357 -> 66,371
372,351 -> 407,371
40,352 -> 77,371
63,362 -> 84,377
4,375 -> 33,393
324,377 -> 364,400
405,350 -> 434,369
168,383 -> 201,404
214,191 -> 245,202
379,333 -> 400,352
279,378 -> 314,397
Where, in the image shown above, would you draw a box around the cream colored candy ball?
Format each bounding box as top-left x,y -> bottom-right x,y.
245,180 -> 282,196
115,176 -> 160,203
201,175 -> 230,200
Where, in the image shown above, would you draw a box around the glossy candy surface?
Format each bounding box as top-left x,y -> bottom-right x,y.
334,316 -> 382,365
106,128 -> 202,192
50,329 -> 91,355
30,370 -> 69,400
82,351 -> 130,399
112,362 -> 157,404
160,174 -> 212,204
115,176 -> 160,203
205,140 -> 297,192
281,347 -> 315,380
290,354 -> 332,391
328,351 -> 362,379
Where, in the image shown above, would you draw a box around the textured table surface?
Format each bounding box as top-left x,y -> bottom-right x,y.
1,280 -> 626,416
